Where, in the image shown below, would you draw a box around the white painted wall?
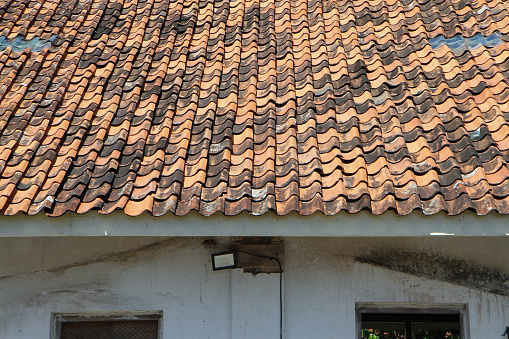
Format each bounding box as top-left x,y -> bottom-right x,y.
0,238 -> 232,339
284,239 -> 509,338
0,237 -> 508,338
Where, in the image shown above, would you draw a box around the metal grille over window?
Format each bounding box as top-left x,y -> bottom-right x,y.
361,313 -> 461,339
60,320 -> 158,339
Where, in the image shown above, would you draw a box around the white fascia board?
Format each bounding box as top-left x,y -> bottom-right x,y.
0,210 -> 507,237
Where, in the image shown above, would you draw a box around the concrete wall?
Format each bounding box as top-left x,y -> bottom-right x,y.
0,236 -> 508,338
2,210 -> 509,236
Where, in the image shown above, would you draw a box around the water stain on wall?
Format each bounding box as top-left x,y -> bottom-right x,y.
356,249 -> 509,296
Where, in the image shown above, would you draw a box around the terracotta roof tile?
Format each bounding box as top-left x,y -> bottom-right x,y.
2,0 -> 509,216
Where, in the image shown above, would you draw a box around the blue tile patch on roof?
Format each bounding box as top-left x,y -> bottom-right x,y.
0,35 -> 57,53
429,32 -> 504,55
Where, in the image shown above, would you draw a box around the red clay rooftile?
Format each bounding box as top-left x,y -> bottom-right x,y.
1,0 -> 509,217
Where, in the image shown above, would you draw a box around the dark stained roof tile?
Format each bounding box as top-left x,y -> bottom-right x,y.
1,0 -> 509,217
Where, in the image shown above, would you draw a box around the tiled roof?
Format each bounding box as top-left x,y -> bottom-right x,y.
1,0 -> 509,217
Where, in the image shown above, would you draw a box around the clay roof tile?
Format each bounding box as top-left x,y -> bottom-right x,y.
1,0 -> 509,216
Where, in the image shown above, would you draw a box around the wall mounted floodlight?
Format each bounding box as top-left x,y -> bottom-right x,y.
210,248 -> 283,339
211,252 -> 236,271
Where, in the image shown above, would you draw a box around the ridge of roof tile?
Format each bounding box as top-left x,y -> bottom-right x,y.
1,0 -> 509,217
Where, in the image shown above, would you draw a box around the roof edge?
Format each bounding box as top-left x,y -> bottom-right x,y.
0,210 -> 507,237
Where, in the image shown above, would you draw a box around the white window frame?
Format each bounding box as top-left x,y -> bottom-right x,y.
355,303 -> 469,339
51,311 -> 163,339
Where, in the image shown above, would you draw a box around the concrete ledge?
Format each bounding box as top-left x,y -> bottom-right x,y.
0,210 -> 508,237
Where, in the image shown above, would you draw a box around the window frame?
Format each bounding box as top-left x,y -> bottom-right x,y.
51,311 -> 163,339
355,303 -> 469,339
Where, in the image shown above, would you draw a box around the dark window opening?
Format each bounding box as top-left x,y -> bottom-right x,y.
361,313 -> 461,339
60,320 -> 158,339
54,313 -> 161,339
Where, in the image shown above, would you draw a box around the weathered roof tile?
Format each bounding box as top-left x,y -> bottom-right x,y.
1,0 -> 509,216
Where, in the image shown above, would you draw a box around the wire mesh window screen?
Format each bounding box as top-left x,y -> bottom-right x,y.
60,320 -> 159,339
361,313 -> 461,339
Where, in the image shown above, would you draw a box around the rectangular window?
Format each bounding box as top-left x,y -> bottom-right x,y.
357,304 -> 466,339
53,312 -> 162,339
